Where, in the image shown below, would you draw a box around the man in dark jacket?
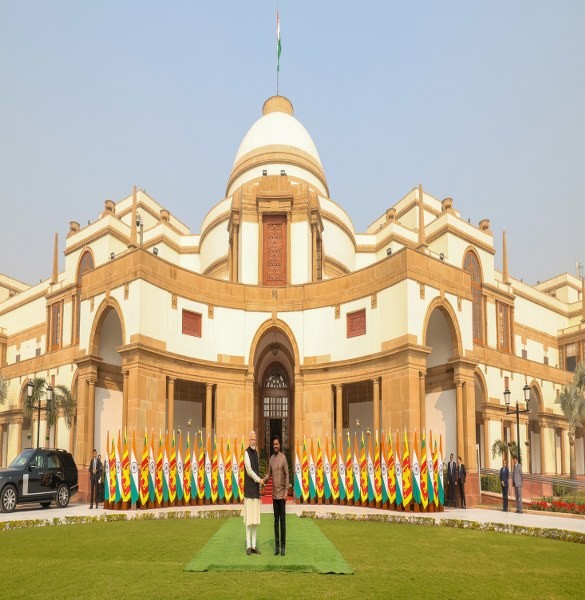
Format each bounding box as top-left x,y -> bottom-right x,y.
499,459 -> 509,512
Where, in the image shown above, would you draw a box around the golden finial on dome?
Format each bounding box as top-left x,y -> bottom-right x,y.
262,96 -> 294,116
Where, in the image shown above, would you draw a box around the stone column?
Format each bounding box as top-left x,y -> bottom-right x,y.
419,372 -> 426,434
482,416 -> 490,469
335,384 -> 343,440
87,378 -> 96,464
167,377 -> 176,434
122,370 -> 129,433
560,428 -> 568,475
372,377 -> 380,436
539,422 -> 547,474
455,380 -> 464,460
205,383 -> 213,439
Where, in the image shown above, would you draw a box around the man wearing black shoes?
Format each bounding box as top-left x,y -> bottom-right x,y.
263,435 -> 289,556
88,449 -> 102,509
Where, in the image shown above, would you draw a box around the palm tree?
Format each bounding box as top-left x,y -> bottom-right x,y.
556,383 -> 582,479
491,439 -> 518,461
0,374 -> 7,406
24,377 -> 76,446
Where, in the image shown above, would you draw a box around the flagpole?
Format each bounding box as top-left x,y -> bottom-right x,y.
276,5 -> 281,96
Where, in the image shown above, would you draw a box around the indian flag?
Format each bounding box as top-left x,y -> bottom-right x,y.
155,431 -> 163,505
438,435 -> 445,506
374,431 -> 382,503
427,430 -> 435,506
104,430 -> 110,504
176,431 -> 184,503
367,433 -> 375,504
343,432 -> 352,502
387,432 -> 396,504
162,432 -> 170,503
140,429 -> 149,506
324,436 -> 332,502
359,433 -> 368,503
204,435 -> 212,500
301,436 -> 309,501
316,436 -> 324,499
294,438 -> 302,500
394,431 -> 403,507
412,430 -> 421,505
218,437 -> 225,502
148,430 -> 155,504
130,429 -> 139,506
115,431 -> 122,502
380,433 -> 389,504
352,433 -> 360,504
224,437 -> 232,503
309,437 -> 316,500
337,432 -> 346,502
276,7 -> 282,71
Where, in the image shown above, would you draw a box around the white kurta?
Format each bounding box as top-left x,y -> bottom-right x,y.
242,448 -> 262,526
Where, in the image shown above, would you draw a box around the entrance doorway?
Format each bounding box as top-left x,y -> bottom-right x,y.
262,365 -> 289,452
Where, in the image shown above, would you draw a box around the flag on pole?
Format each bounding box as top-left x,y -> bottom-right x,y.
337,432 -> 346,502
183,432 -> 191,504
109,433 -> 117,503
130,429 -> 139,506
238,435 -> 245,502
211,435 -> 219,503
402,430 -> 413,507
115,431 -> 122,502
162,431 -> 170,503
104,430 -> 110,504
224,437 -> 232,503
316,436 -> 324,499
140,429 -> 149,506
367,433 -> 375,504
387,432 -> 396,504
198,432 -> 206,500
309,437 -> 316,501
301,436 -> 309,501
374,431 -> 382,503
427,430 -> 435,506
169,431 -> 177,504
359,432 -> 368,504
176,431 -> 184,503
121,429 -> 131,503
149,430 -> 156,504
324,436 -> 332,502
345,432 -> 353,503
276,7 -> 282,71
394,431 -> 403,507
352,433 -> 360,504
294,438 -> 302,500
205,435 -> 212,501
232,436 -> 240,502
420,429 -> 429,509
433,438 -> 440,506
380,432 -> 389,504
155,431 -> 163,505
438,435 -> 445,506
218,437 -> 225,502
412,430 -> 422,505
330,435 -> 339,501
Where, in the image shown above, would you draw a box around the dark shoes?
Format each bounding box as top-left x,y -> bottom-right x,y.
281,547 -> 286,556
274,548 -> 280,556
246,548 -> 252,555
252,547 -> 261,554
89,506 -> 93,509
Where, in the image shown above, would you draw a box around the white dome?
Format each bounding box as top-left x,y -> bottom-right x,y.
233,111 -> 323,167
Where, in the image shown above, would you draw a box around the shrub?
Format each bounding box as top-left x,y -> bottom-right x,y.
481,474 -> 501,493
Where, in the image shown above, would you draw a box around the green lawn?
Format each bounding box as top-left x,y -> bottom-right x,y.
1,517 -> 583,599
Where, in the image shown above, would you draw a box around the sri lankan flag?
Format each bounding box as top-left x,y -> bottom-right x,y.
204,435 -> 212,501
420,429 -> 429,509
402,429 -> 413,507
345,431 -> 354,502
238,436 -> 245,501
183,432 -> 191,503
109,434 -> 117,503
374,431 -> 382,503
155,431 -> 163,504
140,429 -> 149,506
224,437 -> 232,502
427,430 -> 435,506
148,430 -> 155,503
309,437 -> 316,501
211,435 -> 219,503
169,431 -> 177,504
162,432 -> 170,503
337,432 -> 346,502
198,432 -> 206,500
323,436 -> 332,502
217,437 -> 225,502
380,432 -> 389,504
387,432 -> 396,504
301,436 -> 309,501
130,429 -> 139,505
330,434 -> 339,501
412,430 -> 422,505
115,431 -> 122,502
316,436 -> 324,499
359,432 -> 368,503
121,429 -> 131,503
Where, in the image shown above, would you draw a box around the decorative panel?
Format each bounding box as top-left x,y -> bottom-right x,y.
347,308 -> 366,338
263,214 -> 287,286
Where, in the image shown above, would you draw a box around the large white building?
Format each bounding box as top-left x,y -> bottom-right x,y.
1,95 -> 584,501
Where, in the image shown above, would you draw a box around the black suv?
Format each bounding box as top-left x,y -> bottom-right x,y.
0,448 -> 78,513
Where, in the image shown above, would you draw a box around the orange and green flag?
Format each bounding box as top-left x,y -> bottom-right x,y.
130,429 -> 139,505
367,432 -> 375,504
211,435 -> 219,502
301,436 -> 309,501
176,431 -> 184,503
162,431 -> 170,503
155,431 -> 163,504
323,436 -> 332,502
359,432 -> 368,503
345,431 -> 354,502
412,430 -> 422,505
148,430 -> 155,503
316,436 -> 324,499
420,429 -> 429,509
387,432 -> 396,504
183,432 -> 191,503
140,429 -> 149,506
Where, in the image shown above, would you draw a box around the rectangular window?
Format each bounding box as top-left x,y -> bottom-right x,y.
565,343 -> 577,372
497,302 -> 510,353
50,303 -> 62,351
316,237 -> 323,281
182,310 -> 202,337
347,308 -> 366,338
521,349 -> 527,359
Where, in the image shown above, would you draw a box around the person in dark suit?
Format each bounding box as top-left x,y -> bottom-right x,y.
447,453 -> 457,507
499,458 -> 509,512
89,449 -> 102,509
512,456 -> 523,513
456,456 -> 466,508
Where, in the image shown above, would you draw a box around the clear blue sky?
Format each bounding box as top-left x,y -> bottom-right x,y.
1,1 -> 584,286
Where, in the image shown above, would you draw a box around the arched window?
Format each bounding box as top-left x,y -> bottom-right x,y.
75,251 -> 94,343
263,365 -> 289,451
463,251 -> 483,344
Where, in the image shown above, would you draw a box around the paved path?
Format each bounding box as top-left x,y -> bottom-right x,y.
1,500 -> 584,534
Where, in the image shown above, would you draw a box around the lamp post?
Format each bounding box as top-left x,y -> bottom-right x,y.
504,383 -> 530,465
27,380 -> 54,448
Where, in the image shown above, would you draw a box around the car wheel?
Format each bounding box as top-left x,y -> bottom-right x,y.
1,486 -> 17,513
56,484 -> 70,508
40,502 -> 52,508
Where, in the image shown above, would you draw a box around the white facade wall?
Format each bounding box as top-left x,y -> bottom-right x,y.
199,218 -> 229,273
228,165 -> 327,198
240,221 -> 259,284
514,295 -> 567,337
321,218 -> 355,272
425,388 -> 457,457
290,221 -> 310,284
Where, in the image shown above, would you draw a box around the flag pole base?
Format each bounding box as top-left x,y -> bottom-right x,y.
413,503 -> 420,512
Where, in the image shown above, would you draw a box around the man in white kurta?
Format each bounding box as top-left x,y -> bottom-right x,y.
243,431 -> 263,554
